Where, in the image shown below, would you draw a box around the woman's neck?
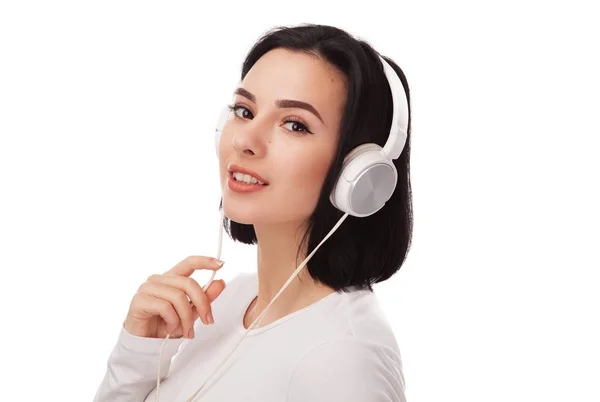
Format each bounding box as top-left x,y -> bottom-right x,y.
247,221 -> 335,328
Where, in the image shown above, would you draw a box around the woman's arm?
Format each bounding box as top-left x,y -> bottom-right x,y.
93,325 -> 186,402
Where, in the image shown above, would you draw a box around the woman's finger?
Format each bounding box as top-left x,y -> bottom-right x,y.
131,292 -> 181,335
163,255 -> 224,277
138,281 -> 197,336
147,274 -> 211,326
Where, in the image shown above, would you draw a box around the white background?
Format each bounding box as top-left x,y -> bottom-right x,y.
1,1 -> 598,401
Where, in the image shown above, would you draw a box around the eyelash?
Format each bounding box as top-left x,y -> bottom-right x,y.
226,104 -> 314,135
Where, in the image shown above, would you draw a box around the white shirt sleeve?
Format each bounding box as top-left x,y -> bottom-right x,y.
285,339 -> 406,402
93,326 -> 186,402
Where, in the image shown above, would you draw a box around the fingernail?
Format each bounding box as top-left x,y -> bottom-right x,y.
206,311 -> 214,325
188,328 -> 195,338
211,258 -> 224,268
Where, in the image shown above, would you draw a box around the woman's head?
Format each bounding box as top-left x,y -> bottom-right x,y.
218,47 -> 347,227
218,23 -> 413,292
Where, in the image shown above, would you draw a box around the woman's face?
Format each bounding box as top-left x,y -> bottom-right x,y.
218,48 -> 347,226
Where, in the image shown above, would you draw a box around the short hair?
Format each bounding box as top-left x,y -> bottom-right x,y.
220,23 -> 413,293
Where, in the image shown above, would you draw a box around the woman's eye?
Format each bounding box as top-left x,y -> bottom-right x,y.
232,105 -> 253,119
283,120 -> 311,134
228,104 -> 313,134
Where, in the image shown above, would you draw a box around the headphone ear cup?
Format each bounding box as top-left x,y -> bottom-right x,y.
215,106 -> 232,158
330,144 -> 398,217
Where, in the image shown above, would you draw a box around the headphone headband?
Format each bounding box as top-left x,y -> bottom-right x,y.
378,55 -> 408,160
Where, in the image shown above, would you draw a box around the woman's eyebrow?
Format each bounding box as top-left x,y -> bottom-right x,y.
233,87 -> 325,125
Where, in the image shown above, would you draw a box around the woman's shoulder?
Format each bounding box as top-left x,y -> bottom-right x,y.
341,288 -> 401,350
286,291 -> 405,401
284,286 -> 401,359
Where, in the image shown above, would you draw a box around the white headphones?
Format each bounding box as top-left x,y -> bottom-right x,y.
215,54 -> 408,218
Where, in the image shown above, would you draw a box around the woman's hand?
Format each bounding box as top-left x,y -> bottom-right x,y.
123,256 -> 226,339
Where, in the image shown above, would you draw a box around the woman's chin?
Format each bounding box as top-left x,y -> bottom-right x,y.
223,204 -> 263,225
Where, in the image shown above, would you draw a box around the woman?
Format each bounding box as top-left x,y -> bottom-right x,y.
94,23 -> 412,402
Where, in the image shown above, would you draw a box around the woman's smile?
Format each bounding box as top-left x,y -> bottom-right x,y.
227,171 -> 269,193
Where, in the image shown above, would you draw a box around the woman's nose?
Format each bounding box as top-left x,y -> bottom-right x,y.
231,122 -> 267,157
233,138 -> 256,156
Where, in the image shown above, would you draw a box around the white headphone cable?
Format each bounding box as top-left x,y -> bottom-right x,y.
182,210 -> 349,401
156,207 -> 349,401
155,206 -> 223,401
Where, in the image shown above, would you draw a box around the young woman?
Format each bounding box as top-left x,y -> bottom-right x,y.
94,23 -> 413,402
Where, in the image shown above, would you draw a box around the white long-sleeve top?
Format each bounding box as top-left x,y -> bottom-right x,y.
94,272 -> 406,402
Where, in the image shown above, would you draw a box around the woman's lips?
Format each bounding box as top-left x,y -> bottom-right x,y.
227,164 -> 269,185
227,172 -> 269,193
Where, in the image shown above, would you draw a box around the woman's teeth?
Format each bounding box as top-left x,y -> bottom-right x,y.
232,172 -> 265,185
